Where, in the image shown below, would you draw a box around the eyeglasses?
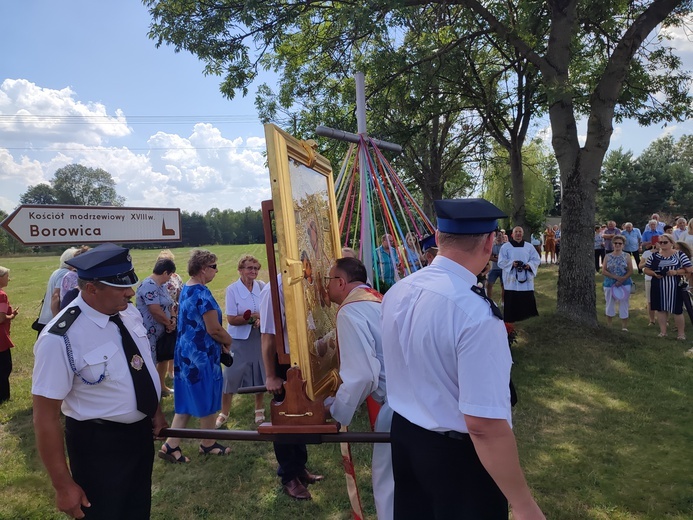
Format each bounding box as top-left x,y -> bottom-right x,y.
324,275 -> 342,284
207,264 -> 218,270
659,241 -> 670,244
244,266 -> 260,271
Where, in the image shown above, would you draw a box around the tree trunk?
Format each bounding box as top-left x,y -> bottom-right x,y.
508,143 -> 527,232
555,152 -> 600,326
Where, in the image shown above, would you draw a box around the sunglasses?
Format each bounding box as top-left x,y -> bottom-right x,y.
244,266 -> 260,271
207,264 -> 218,270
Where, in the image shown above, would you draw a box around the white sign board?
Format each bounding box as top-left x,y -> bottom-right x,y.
0,205 -> 182,245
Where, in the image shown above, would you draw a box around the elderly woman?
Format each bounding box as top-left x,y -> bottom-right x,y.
35,247 -> 78,333
0,266 -> 19,403
159,249 -> 233,462
644,233 -> 693,340
136,257 -> 177,396
602,236 -> 633,331
216,254 -> 266,428
158,250 -> 183,379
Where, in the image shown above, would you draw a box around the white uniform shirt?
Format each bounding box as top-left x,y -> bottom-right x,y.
330,291 -> 385,426
32,296 -> 160,423
381,255 -> 512,433
259,274 -> 289,353
225,279 -> 265,340
497,241 -> 541,291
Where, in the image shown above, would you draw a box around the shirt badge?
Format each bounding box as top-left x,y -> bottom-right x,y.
130,354 -> 144,371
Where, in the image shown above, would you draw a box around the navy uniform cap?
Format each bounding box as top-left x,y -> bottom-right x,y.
434,198 -> 507,235
65,243 -> 138,287
419,233 -> 437,253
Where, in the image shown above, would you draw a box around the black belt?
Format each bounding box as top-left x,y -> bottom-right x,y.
436,430 -> 471,441
66,416 -> 149,429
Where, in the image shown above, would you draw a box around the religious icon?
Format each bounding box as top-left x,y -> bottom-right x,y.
264,124 -> 341,400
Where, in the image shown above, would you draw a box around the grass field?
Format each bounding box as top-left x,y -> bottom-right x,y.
0,245 -> 691,519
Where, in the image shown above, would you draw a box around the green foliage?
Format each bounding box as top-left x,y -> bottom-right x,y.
19,184 -> 58,205
482,141 -> 556,234
18,164 -> 126,207
598,135 -> 693,225
50,164 -> 126,206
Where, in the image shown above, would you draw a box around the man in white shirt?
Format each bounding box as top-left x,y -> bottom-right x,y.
381,198 -> 544,520
32,243 -> 167,519
324,257 -> 393,520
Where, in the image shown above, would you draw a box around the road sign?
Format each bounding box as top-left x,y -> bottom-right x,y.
0,205 -> 182,245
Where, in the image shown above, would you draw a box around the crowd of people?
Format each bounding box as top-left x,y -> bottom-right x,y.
13,206 -> 693,519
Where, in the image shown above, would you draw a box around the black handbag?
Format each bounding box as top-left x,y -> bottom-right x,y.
155,330 -> 177,361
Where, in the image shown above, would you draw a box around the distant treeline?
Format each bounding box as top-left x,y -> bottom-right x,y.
0,207 -> 265,255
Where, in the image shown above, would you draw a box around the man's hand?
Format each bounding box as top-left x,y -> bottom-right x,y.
152,406 -> 169,439
265,375 -> 284,394
55,481 -> 90,519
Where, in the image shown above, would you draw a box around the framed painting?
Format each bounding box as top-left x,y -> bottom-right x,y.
264,124 -> 341,400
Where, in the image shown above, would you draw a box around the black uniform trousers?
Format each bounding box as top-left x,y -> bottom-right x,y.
65,416 -> 154,520
272,362 -> 308,484
391,412 -> 508,520
0,348 -> 12,403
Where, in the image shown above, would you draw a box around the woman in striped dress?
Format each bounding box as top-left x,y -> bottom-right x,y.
644,233 -> 693,340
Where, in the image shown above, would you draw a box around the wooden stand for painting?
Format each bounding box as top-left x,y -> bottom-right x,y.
259,199 -> 338,434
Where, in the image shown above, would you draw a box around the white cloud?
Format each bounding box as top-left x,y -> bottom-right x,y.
0,79 -> 131,145
0,80 -> 271,215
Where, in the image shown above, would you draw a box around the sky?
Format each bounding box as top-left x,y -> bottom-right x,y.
1,2 -> 693,216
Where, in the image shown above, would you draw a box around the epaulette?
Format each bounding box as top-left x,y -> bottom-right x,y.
47,306 -> 82,336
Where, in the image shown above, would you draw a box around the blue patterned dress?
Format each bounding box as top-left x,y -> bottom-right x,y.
173,283 -> 224,417
135,277 -> 173,361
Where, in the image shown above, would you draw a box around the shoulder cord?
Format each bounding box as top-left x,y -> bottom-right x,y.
63,334 -> 107,385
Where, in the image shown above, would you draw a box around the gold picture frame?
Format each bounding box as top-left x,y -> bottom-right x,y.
264,124 -> 341,400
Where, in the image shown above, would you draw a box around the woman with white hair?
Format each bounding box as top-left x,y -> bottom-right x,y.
35,247 -> 78,333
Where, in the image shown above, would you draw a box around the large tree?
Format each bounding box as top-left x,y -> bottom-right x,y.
19,184 -> 58,205
599,136 -> 693,225
145,0 -> 693,325
51,164 -> 125,206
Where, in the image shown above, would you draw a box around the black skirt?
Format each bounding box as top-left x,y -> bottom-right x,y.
503,290 -> 539,323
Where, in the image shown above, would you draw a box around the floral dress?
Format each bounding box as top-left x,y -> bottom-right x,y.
135,277 -> 174,361
173,283 -> 224,417
603,253 -> 632,288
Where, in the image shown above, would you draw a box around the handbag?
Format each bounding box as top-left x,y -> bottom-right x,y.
630,282 -> 636,294
155,330 -> 177,361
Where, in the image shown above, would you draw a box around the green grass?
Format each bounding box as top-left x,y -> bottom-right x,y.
0,249 -> 691,519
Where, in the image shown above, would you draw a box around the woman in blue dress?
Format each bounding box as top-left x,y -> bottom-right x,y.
159,249 -> 233,463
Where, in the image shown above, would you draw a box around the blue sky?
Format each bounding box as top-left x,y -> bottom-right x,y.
1,1 -> 692,215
